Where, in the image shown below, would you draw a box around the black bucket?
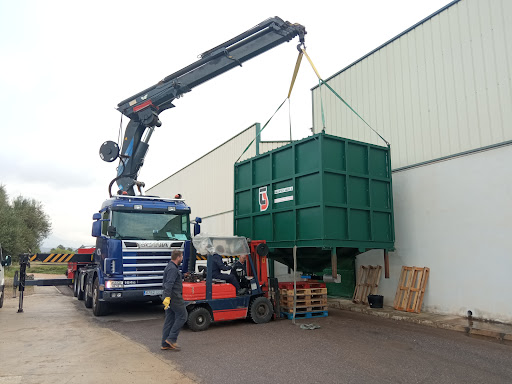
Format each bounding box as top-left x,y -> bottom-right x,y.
368,295 -> 383,308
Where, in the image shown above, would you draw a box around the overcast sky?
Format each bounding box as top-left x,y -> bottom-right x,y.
0,0 -> 450,249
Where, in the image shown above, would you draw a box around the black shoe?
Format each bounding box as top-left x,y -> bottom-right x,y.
237,288 -> 248,295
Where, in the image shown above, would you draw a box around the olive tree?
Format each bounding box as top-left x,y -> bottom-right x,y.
0,185 -> 52,261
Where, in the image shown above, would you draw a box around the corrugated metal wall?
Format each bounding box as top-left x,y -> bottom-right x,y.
312,0 -> 512,169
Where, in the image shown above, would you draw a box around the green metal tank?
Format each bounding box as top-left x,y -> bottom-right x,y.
234,132 -> 394,290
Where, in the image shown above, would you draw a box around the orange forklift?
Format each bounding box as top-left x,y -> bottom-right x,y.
183,236 -> 279,331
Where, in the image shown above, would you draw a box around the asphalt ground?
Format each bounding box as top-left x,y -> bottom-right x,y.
58,286 -> 512,384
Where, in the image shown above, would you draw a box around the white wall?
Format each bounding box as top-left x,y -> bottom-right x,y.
357,145 -> 512,322
197,211 -> 233,237
312,0 -> 512,169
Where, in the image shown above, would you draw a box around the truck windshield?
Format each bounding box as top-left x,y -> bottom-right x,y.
111,211 -> 189,241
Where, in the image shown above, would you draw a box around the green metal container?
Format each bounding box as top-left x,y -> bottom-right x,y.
234,132 -> 394,275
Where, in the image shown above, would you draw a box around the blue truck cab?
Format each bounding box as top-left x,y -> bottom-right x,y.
79,195 -> 192,316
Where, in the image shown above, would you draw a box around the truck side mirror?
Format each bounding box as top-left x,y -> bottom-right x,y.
92,221 -> 102,237
93,213 -> 101,220
107,225 -> 117,237
193,217 -> 202,236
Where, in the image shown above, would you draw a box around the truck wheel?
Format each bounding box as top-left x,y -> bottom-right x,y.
84,276 -> 93,308
187,307 -> 212,332
248,296 -> 273,324
0,286 -> 4,308
92,277 -> 108,316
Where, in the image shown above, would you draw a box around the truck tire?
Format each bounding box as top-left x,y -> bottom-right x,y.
77,273 -> 84,301
248,296 -> 273,324
84,275 -> 93,308
92,277 -> 108,316
187,307 -> 212,332
0,286 -> 4,308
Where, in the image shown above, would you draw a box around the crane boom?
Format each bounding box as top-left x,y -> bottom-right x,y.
100,17 -> 306,196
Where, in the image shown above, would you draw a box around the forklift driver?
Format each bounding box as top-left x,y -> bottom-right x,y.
211,245 -> 241,293
230,254 -> 249,294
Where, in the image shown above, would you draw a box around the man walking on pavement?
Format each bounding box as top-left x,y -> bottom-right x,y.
161,250 -> 187,350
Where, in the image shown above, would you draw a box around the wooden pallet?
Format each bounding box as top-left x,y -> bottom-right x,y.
280,287 -> 328,296
280,296 -> 327,307
393,266 -> 430,313
352,265 -> 382,304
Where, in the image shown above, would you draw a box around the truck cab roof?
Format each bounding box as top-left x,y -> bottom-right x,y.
100,195 -> 191,213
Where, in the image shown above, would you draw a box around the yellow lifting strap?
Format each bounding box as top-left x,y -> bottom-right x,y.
301,48 -> 322,80
287,51 -> 304,99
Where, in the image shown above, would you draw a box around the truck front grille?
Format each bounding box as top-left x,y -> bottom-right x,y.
122,248 -> 181,289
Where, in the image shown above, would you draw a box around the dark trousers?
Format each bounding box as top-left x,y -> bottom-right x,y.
212,272 -> 240,290
162,302 -> 188,345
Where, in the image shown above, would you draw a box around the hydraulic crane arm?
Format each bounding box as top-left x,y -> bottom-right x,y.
100,17 -> 306,196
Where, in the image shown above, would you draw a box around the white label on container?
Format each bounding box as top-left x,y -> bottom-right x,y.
274,195 -> 294,204
274,186 -> 293,194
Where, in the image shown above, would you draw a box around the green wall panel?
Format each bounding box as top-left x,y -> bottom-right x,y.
296,139 -> 319,174
323,172 -> 346,205
274,210 -> 295,241
297,207 -> 322,240
253,155 -> 270,185
272,146 -> 294,179
296,173 -> 321,205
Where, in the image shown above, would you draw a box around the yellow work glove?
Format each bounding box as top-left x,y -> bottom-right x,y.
163,297 -> 171,310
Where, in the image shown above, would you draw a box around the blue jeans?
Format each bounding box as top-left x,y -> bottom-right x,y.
162,302 -> 188,345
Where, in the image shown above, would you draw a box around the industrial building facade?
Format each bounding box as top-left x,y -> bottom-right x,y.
149,0 -> 512,322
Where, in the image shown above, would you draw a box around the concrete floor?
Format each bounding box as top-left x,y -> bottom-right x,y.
0,286 -> 198,384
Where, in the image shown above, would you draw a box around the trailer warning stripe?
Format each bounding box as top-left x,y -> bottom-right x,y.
29,253 -> 95,263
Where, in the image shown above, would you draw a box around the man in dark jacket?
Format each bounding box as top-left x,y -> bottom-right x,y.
161,250 -> 187,350
230,254 -> 250,294
211,246 -> 240,291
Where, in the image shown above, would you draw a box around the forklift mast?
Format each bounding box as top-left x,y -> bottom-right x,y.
100,17 -> 306,196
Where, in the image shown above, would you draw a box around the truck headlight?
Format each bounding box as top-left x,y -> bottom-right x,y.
105,280 -> 124,289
